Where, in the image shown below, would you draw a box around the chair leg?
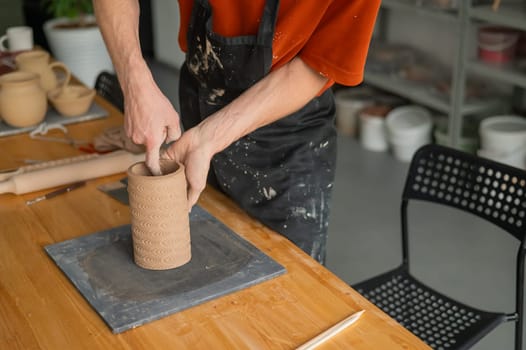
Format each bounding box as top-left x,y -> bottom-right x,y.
516,317 -> 523,350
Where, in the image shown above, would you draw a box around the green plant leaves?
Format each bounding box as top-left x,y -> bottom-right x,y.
42,0 -> 94,19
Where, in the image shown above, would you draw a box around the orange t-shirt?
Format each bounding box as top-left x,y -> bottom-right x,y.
178,0 -> 380,90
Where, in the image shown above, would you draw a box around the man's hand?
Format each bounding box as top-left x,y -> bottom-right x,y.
93,0 -> 180,175
161,127 -> 215,211
123,77 -> 181,175
159,57 -> 329,209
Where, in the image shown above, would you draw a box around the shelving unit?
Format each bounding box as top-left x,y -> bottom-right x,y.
466,1 -> 526,92
469,3 -> 526,31
380,0 -> 457,21
468,61 -> 526,89
363,70 -> 503,115
364,0 -> 524,149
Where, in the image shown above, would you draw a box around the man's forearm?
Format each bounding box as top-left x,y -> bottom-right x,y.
198,57 -> 329,155
93,0 -> 152,92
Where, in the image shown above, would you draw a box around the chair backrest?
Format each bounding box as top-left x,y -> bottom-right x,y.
403,144 -> 526,242
94,71 -> 124,113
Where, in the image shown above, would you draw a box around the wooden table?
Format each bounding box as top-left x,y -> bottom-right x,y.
0,96 -> 431,349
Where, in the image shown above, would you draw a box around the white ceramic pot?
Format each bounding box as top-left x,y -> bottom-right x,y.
390,137 -> 432,162
334,87 -> 375,137
478,115 -> 526,169
386,105 -> 433,142
43,16 -> 113,87
359,106 -> 391,152
478,148 -> 526,170
479,115 -> 526,153
386,105 -> 433,162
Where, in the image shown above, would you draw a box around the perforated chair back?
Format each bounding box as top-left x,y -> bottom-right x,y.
354,144 -> 526,350
95,71 -> 124,113
404,145 -> 526,241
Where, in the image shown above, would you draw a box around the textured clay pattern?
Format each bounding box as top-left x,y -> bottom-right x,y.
127,160 -> 191,270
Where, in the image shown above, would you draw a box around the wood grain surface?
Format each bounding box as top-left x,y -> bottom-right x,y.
0,96 -> 431,349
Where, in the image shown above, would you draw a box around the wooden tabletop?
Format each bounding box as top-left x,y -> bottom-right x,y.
0,96 -> 431,349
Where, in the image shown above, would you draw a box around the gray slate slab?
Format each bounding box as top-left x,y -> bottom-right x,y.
45,206 -> 286,333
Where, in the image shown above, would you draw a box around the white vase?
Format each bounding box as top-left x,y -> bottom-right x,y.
43,16 -> 114,87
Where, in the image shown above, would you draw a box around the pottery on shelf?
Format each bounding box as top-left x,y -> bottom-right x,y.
48,84 -> 95,117
0,71 -> 47,127
15,50 -> 71,92
127,160 -> 191,270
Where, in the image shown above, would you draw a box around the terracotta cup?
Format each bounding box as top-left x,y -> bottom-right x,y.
48,84 -> 96,117
127,160 -> 191,270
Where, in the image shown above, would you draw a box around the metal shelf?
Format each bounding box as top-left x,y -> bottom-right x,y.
371,0 -> 517,149
364,71 -> 450,113
364,70 -> 502,116
469,4 -> 526,31
381,0 -> 458,21
468,60 -> 526,89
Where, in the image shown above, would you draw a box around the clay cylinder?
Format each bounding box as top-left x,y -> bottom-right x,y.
127,160 -> 191,270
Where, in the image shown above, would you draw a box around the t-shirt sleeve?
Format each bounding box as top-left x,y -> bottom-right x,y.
299,0 -> 381,87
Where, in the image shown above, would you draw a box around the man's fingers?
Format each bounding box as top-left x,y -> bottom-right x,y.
186,177 -> 206,212
159,140 -> 178,161
146,145 -> 162,176
187,186 -> 201,213
165,124 -> 182,144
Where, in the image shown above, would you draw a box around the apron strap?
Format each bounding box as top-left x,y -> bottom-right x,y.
257,0 -> 279,72
256,0 -> 280,47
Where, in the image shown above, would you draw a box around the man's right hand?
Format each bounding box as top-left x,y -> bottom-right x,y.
93,0 -> 180,175
123,73 -> 181,175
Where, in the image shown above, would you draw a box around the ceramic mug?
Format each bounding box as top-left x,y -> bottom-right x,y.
15,50 -> 71,92
0,26 -> 33,52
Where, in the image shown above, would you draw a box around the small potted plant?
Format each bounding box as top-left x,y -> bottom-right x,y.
41,0 -> 113,87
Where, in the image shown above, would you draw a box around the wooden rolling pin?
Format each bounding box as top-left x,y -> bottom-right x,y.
0,153 -> 100,182
0,150 -> 144,195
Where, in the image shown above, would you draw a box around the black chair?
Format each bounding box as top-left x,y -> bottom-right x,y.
94,71 -> 124,113
353,144 -> 525,350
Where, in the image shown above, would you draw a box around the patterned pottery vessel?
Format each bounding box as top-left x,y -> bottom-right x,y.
127,160 -> 191,270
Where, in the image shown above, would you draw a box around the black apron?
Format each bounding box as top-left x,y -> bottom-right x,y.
179,0 -> 337,264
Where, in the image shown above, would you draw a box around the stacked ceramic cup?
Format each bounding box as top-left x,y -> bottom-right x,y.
385,105 -> 433,162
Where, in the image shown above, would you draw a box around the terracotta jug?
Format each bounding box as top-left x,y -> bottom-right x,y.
0,71 -> 47,127
15,50 -> 71,92
127,160 -> 192,270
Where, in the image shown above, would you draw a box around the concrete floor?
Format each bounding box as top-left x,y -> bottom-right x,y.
148,60 -> 520,350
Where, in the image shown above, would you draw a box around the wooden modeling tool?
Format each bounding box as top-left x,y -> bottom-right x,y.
26,181 -> 86,205
296,310 -> 365,350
